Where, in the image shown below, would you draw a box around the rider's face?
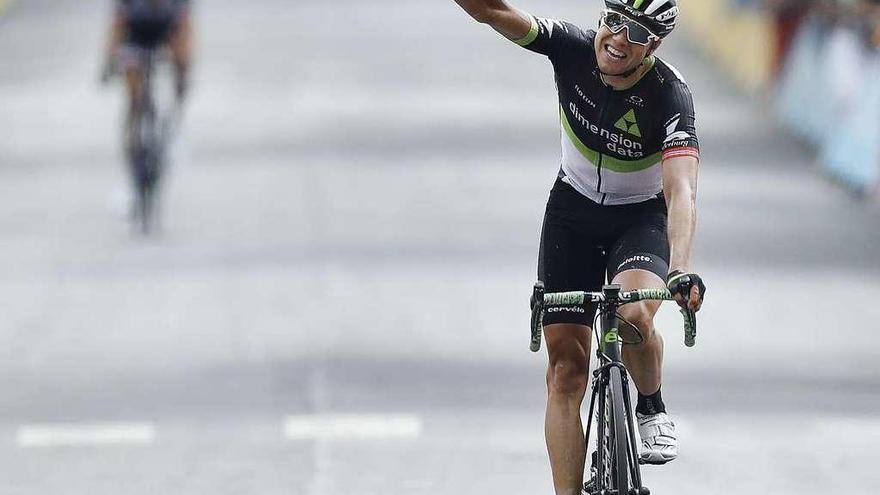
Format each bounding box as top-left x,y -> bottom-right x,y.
594,25 -> 656,76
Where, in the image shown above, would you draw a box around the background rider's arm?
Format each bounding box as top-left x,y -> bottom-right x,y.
453,0 -> 532,40
174,6 -> 194,63
105,11 -> 126,63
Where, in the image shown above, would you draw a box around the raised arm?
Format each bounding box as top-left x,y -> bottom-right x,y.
453,0 -> 533,41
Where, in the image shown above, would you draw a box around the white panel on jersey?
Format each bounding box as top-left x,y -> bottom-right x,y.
665,113 -> 681,135
664,131 -> 692,144
538,18 -> 565,38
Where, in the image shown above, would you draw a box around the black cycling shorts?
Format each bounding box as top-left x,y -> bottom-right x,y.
537,177 -> 670,326
124,9 -> 185,48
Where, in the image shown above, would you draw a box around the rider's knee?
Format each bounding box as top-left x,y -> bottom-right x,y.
547,356 -> 589,396
125,69 -> 144,102
171,47 -> 190,74
169,32 -> 192,68
618,303 -> 656,341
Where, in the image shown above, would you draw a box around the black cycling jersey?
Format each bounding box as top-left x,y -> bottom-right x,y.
514,14 -> 700,205
116,0 -> 189,48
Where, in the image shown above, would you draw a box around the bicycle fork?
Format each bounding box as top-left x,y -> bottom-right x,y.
583,367 -> 650,495
583,366 -> 604,493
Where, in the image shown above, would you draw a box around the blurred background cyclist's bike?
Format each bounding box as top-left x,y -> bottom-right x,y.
103,49 -> 180,235
530,283 -> 697,495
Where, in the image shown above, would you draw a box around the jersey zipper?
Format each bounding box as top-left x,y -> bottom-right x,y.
596,85 -> 612,205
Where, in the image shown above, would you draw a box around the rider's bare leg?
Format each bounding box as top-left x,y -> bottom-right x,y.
168,13 -> 193,101
544,322 -> 592,495
611,268 -> 665,395
124,64 -> 144,154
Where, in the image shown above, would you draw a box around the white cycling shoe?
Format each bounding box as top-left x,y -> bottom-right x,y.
637,411 -> 678,464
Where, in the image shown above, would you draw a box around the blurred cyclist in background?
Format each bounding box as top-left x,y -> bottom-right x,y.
101,0 -> 192,225
102,0 -> 192,145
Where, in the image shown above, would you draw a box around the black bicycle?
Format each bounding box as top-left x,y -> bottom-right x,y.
103,48 -> 180,235
128,48 -> 180,235
529,282 -> 696,495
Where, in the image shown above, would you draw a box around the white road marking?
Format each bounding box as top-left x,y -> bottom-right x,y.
17,422 -> 156,448
283,414 -> 423,440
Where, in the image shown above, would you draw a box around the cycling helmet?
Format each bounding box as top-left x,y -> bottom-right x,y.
604,0 -> 680,39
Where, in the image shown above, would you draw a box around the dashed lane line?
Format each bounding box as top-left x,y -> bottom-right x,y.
17,422 -> 156,447
283,413 -> 423,440
14,414 -> 422,447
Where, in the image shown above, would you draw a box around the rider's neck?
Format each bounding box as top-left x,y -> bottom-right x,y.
601,56 -> 654,91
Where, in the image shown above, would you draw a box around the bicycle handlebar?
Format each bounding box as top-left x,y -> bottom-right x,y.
543,288 -> 673,306
529,284 -> 697,352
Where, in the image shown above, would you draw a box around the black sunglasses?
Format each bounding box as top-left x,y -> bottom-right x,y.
600,10 -> 660,46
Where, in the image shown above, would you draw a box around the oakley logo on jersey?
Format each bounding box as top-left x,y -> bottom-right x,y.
614,109 -> 642,138
569,102 -> 645,158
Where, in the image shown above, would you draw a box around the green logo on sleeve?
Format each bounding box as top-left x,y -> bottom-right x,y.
614,109 -> 642,138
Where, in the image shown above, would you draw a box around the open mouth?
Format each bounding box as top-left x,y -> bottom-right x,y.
605,44 -> 627,61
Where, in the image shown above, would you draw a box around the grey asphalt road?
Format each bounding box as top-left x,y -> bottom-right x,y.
1,1 -> 879,494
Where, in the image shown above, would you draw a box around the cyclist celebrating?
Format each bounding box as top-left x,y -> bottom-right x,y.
452,1 -> 705,493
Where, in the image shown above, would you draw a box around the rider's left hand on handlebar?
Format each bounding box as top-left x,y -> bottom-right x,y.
667,271 -> 705,312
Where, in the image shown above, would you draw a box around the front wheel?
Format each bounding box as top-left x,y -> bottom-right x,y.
609,367 -> 630,494
129,101 -> 162,235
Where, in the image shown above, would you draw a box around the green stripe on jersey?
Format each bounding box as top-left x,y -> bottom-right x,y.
560,108 -> 661,173
514,14 -> 539,46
